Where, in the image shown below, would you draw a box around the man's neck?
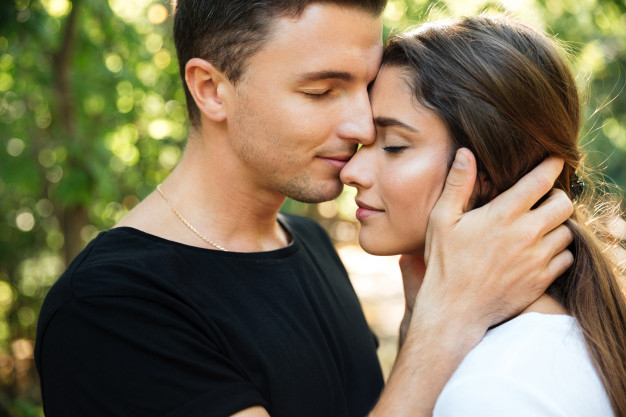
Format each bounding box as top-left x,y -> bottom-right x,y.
116,131 -> 291,252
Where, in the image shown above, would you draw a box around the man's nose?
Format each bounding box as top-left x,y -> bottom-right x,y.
337,90 -> 375,146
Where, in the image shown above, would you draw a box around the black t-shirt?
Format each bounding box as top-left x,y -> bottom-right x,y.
35,213 -> 384,416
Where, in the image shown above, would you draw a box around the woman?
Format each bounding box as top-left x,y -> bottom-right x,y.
341,15 -> 626,416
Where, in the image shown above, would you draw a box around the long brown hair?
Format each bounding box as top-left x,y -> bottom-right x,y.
383,14 -> 626,415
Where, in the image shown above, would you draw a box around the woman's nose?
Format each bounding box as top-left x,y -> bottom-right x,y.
340,145 -> 374,189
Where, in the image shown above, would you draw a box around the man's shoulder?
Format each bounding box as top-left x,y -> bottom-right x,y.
65,227 -> 174,278
40,228 -> 181,307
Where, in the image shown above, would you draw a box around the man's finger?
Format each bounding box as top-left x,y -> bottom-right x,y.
432,148 -> 477,220
491,157 -> 565,217
541,249 -> 575,287
529,189 -> 574,235
537,224 -> 575,261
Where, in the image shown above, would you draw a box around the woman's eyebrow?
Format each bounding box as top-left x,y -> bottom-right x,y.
374,116 -> 418,133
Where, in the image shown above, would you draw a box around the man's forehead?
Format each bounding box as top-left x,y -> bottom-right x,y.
250,4 -> 382,80
267,3 -> 383,49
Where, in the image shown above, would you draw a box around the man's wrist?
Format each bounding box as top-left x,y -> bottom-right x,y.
398,309 -> 412,350
371,304 -> 486,417
409,301 -> 486,361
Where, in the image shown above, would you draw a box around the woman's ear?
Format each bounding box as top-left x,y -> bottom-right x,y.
185,58 -> 231,122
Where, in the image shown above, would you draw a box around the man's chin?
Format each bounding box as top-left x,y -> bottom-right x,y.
283,180 -> 343,204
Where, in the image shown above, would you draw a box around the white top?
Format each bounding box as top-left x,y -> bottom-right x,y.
433,313 -> 614,417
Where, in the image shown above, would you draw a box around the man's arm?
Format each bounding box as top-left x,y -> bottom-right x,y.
370,148 -> 574,416
397,255 -> 425,349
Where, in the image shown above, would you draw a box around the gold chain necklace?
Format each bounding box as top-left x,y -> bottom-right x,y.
156,184 -> 229,251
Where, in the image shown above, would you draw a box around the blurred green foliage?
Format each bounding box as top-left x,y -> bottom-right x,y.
0,0 -> 624,414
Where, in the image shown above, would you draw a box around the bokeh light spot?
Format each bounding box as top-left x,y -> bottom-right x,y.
7,138 -> 25,156
383,1 -> 405,22
117,96 -> 134,113
42,0 -> 71,18
80,224 -> 99,243
109,0 -> 152,23
154,50 -> 171,69
158,145 -> 180,169
122,195 -> 140,210
38,148 -> 56,168
0,73 -> 13,92
17,307 -> 36,327
331,221 -> 356,242
0,282 -> 14,310
105,53 -> 123,73
16,211 -> 35,232
46,165 -> 64,183
136,62 -> 159,86
318,201 -> 339,219
35,199 -> 54,217
12,339 -> 34,361
148,4 -> 168,25
145,33 -> 163,54
149,119 -> 172,140
46,230 -> 65,250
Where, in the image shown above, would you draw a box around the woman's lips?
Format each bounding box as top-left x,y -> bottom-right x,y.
355,200 -> 383,221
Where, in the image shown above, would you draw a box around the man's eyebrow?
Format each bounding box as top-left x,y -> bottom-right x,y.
297,71 -> 355,83
374,116 -> 418,133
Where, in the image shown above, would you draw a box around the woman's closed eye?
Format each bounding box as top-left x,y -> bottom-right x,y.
383,146 -> 408,154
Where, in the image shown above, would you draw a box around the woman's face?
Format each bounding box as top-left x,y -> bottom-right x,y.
340,65 -> 453,256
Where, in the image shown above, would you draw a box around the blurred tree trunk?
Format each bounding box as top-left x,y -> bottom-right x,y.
62,205 -> 88,265
52,1 -> 87,266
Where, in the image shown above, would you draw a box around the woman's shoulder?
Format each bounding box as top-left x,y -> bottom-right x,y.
469,312 -> 588,368
433,313 -> 614,417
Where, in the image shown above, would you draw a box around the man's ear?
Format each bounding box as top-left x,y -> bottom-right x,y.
185,58 -> 231,122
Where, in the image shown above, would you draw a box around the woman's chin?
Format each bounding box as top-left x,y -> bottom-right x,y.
359,236 -> 424,257
359,239 -> 399,257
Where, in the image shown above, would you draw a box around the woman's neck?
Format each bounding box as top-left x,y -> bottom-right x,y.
520,293 -> 569,315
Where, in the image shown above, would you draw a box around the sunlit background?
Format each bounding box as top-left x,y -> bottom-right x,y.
0,0 -> 624,414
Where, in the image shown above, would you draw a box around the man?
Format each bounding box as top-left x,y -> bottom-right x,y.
35,1 -> 574,416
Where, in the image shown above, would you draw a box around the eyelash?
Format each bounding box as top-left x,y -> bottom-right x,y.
304,91 -> 331,100
383,146 -> 408,154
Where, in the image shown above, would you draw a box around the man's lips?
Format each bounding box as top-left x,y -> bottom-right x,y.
317,154 -> 353,170
355,199 -> 384,221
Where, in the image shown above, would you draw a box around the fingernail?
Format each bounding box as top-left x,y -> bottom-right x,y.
453,149 -> 468,169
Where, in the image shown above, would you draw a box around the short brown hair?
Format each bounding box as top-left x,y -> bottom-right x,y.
172,0 -> 387,126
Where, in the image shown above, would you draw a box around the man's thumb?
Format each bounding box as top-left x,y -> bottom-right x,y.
437,148 -> 477,215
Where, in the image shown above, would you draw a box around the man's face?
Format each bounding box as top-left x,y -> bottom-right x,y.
223,4 -> 383,203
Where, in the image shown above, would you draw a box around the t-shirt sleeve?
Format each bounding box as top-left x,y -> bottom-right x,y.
37,295 -> 267,417
433,373 -> 568,417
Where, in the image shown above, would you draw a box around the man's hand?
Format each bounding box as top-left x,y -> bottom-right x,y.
397,255 -> 425,348
419,148 -> 574,334
370,149 -> 573,417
